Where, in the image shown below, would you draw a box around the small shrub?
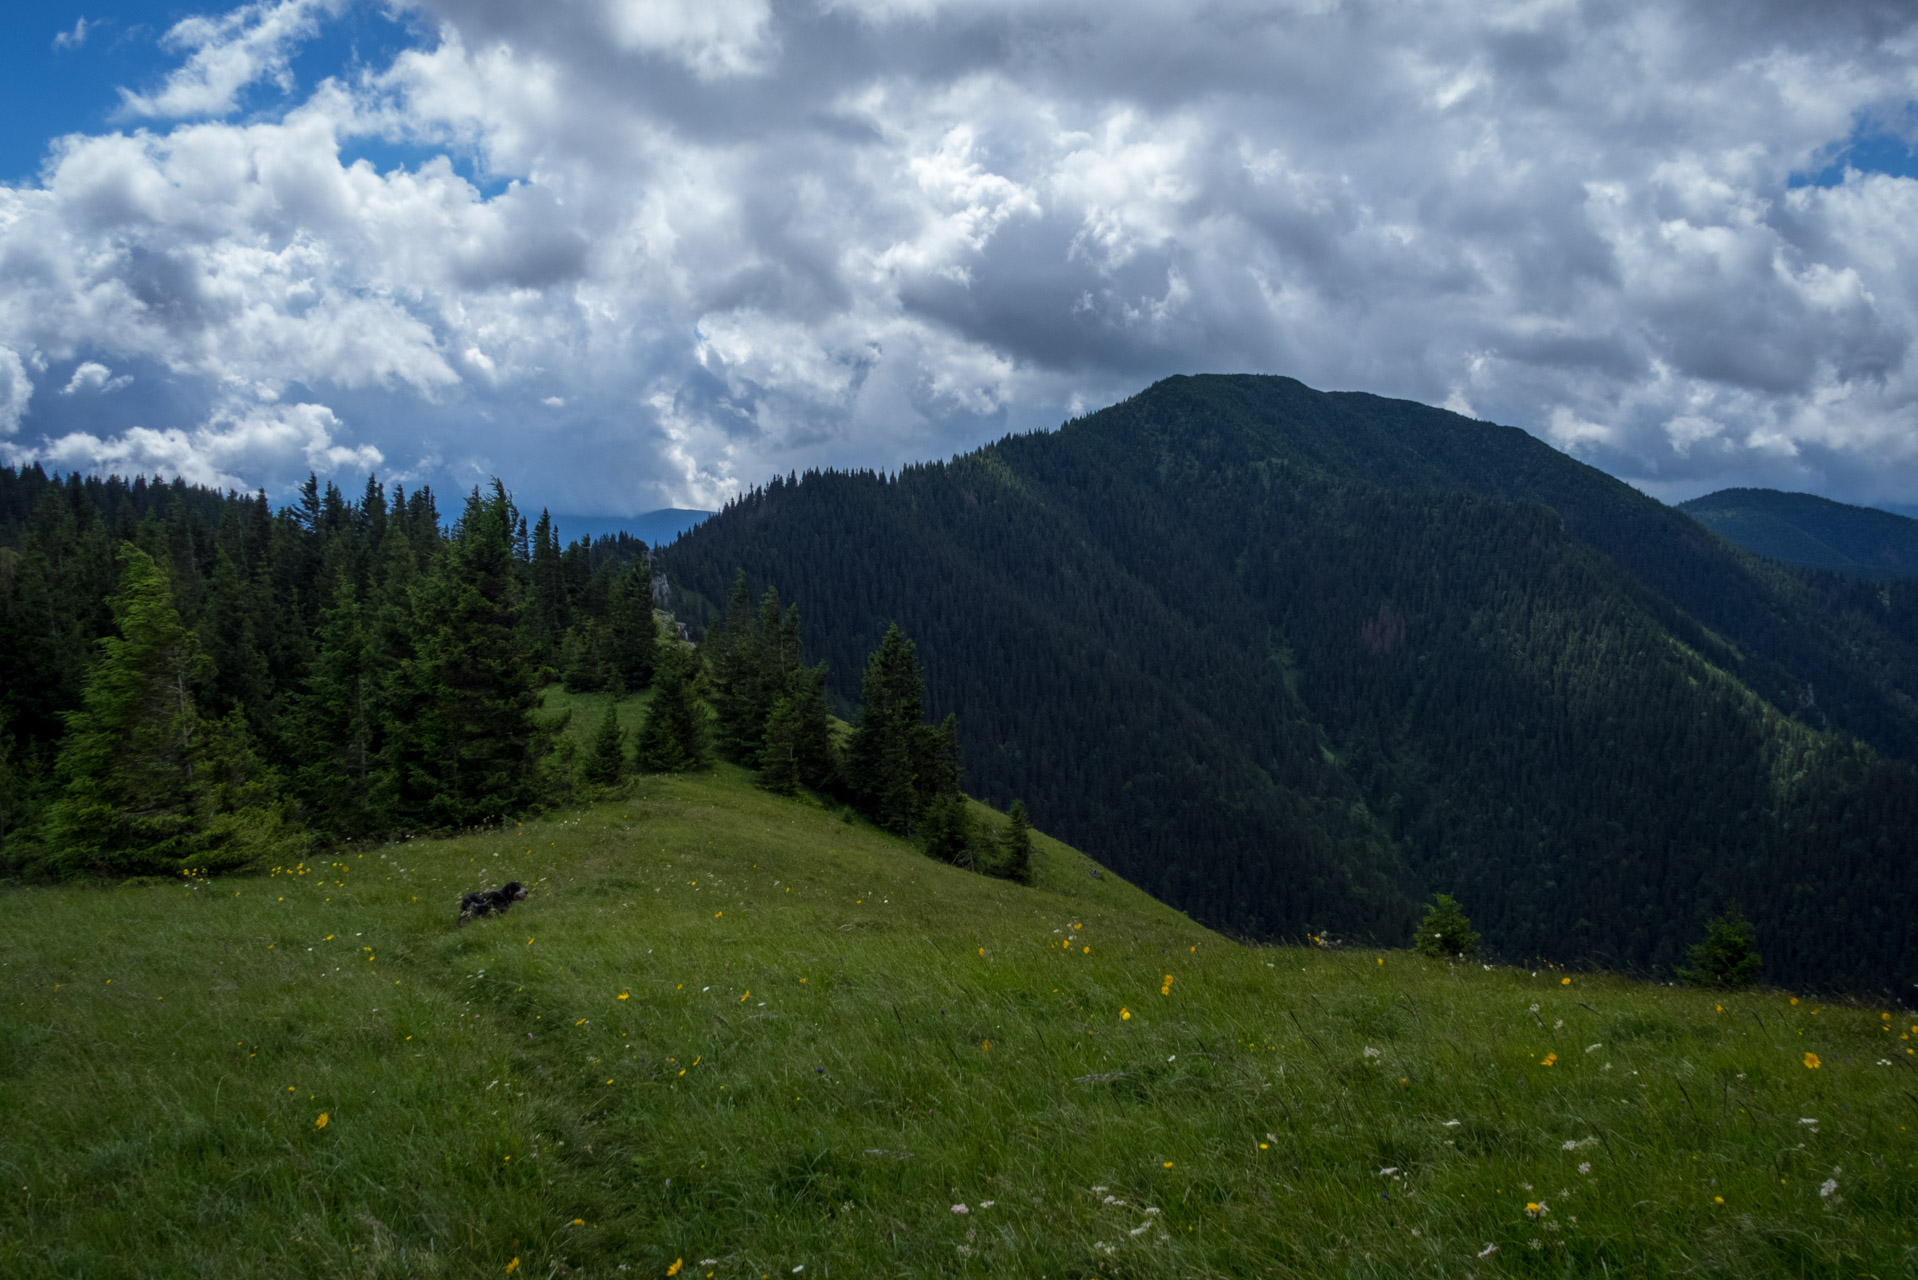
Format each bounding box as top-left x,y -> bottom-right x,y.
1414,893 -> 1481,959
1676,904 -> 1761,988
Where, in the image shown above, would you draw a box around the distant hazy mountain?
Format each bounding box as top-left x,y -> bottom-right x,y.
551,509 -> 712,547
1679,488 -> 1918,579
663,374 -> 1918,991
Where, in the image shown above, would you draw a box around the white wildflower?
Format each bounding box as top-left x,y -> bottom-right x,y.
951,1204 -> 969,1214
1561,1140 -> 1577,1150
1577,1162 -> 1591,1175
1819,1178 -> 1838,1199
1363,1046 -> 1382,1058
1478,1243 -> 1499,1258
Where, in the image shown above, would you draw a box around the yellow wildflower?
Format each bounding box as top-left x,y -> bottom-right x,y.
1540,1053 -> 1557,1067
506,1260 -> 520,1275
1121,1007 -> 1131,1021
316,1113 -> 329,1129
667,1261 -> 683,1277
1803,1052 -> 1821,1069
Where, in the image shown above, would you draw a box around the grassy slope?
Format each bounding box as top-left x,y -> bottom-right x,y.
3,695 -> 1916,1277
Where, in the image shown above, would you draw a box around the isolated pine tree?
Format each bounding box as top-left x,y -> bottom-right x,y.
1000,799 -> 1034,884
584,699 -> 627,787
1676,905 -> 1762,988
634,642 -> 707,772
1414,893 -> 1481,959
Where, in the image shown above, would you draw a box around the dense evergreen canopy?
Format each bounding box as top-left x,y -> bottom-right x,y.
0,462 -> 994,889
661,374 -> 1918,992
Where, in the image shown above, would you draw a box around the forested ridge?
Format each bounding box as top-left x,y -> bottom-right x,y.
1680,487 -> 1918,580
660,374 -> 1918,993
0,465 -> 1016,885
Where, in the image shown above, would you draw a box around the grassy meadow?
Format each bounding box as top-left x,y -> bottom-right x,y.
3,690 -> 1917,1278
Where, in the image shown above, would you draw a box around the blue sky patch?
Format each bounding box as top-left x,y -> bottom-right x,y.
1790,118 -> 1918,189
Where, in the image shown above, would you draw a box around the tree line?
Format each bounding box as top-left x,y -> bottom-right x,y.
0,464 -> 1030,885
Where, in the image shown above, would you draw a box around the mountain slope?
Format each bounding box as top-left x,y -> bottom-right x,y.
661,375 -> 1918,990
5,765 -> 1914,1278
1680,487 -> 1918,580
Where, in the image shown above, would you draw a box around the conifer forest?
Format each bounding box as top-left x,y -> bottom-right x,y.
4,374 -> 1916,994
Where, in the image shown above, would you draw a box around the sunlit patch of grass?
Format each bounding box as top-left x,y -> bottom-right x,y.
3,763 -> 1915,1277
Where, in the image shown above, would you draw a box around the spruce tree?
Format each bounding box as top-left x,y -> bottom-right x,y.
706,571 -> 766,763
290,574 -> 379,836
1676,905 -> 1762,988
584,699 -> 627,788
561,619 -> 608,692
757,694 -> 802,794
920,792 -> 972,866
400,482 -> 546,827
1414,893 -> 1481,960
1001,799 -> 1034,884
845,623 -> 925,833
787,662 -> 838,791
44,545 -> 210,872
529,509 -> 567,665
634,641 -> 708,772
42,545 -> 296,873
606,559 -> 658,690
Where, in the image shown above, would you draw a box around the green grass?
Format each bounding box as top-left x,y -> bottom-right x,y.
4,708 -> 1917,1276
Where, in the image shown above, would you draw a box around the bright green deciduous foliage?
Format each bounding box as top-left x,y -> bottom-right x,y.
1676,904 -> 1762,988
584,700 -> 627,788
634,640 -> 707,773
999,799 -> 1033,884
1414,893 -> 1482,959
43,545 -> 297,874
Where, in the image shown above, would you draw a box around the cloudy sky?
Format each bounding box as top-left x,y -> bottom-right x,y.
2,0 -> 1917,516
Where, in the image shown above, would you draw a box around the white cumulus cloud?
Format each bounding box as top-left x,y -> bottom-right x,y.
0,0 -> 1914,511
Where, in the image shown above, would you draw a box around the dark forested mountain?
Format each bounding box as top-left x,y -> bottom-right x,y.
662,374 -> 1918,992
1680,488 -> 1918,580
